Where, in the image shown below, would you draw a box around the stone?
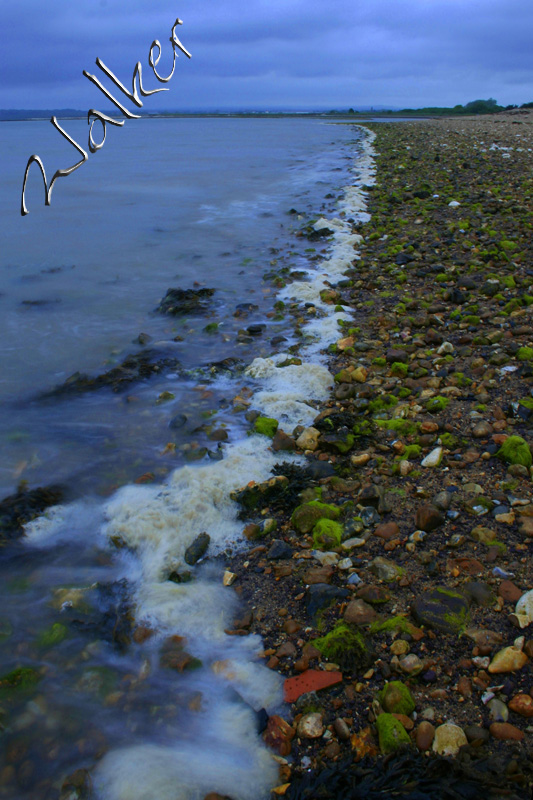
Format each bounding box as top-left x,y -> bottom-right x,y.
421,447 -> 443,468
296,427 -> 320,451
377,681 -> 415,715
283,670 -> 342,703
470,526 -> 497,545
464,725 -> 490,744
463,581 -> 494,607
415,505 -> 445,532
373,522 -> 400,541
432,723 -> 467,756
272,430 -> 296,452
433,491 -> 452,511
488,646 -> 529,673
519,517 -> 533,538
351,452 -> 372,467
399,654 -> 423,675
369,557 -> 404,583
376,713 -> 411,753
357,585 -> 391,605
353,366 -> 368,383
508,693 -> 533,717
415,721 -> 435,751
456,676 -> 472,698
465,628 -> 503,648
291,501 -> 340,534
334,717 -> 351,741
267,540 -> 293,560
498,581 -> 523,603
297,712 -> 324,738
472,421 -> 493,438
306,584 -> 350,620
184,533 -> 210,565
513,588 -> 533,628
488,698 -> 509,722
264,715 -> 295,755
302,566 -> 335,585
344,599 -> 379,626
412,587 -> 470,634
489,722 -> 524,741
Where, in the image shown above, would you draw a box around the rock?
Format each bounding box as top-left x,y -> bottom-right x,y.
169,413 -> 187,429
291,501 -> 340,534
512,588 -> 533,628
283,669 -> 342,703
432,723 -> 467,756
357,585 -> 391,605
344,599 -> 379,626
333,717 -> 351,741
518,517 -> 533,538
433,491 -> 452,511
386,348 -> 408,364
230,475 -> 288,511
297,712 -> 324,738
376,713 -> 411,753
508,693 -> 533,717
377,681 -> 415,715
498,581 -> 523,603
302,565 -> 335,585
306,584 -> 350,620
463,581 -> 494,607
470,525 -> 496,544
267,540 -> 293,560
272,430 -> 296,452
296,427 -> 320,451
373,522 -> 400,541
465,628 -> 503,648
421,447 -> 443,467
456,676 -> 472,698
489,722 -> 524,741
399,654 -> 423,675
488,698 -> 509,722
263,715 -> 295,755
472,421 -> 493,438
412,587 -> 470,633
464,725 -> 490,744
184,532 -> 210,565
156,287 -> 215,315
369,557 -> 404,583
415,721 -> 435,752
415,505 -> 445,532
488,646 -> 529,673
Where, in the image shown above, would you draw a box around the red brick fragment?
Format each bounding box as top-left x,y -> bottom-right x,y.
283,669 -> 342,703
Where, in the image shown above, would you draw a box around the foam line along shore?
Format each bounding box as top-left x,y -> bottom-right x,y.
7,125 -> 375,800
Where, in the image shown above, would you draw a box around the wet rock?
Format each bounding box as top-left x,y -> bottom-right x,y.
169,413 -> 187,429
156,287 -> 215,315
184,532 -> 211,565
432,723 -> 467,756
264,715 -> 295,756
272,430 -> 296,452
412,587 -> 470,633
415,504 -> 445,532
230,475 -> 289,511
369,557 -> 404,583
0,484 -> 64,541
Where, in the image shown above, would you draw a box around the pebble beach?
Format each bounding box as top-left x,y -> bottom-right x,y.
223,112 -> 533,799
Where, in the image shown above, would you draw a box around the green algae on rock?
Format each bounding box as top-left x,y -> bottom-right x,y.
313,518 -> 343,550
313,621 -> 371,671
425,396 -> 450,414
377,681 -> 415,716
376,713 -> 411,754
412,587 -> 470,634
0,666 -> 42,698
496,435 -> 532,468
291,500 -> 341,534
37,622 -> 68,648
254,416 -> 279,437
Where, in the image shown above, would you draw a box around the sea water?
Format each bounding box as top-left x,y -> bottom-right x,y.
0,117 -> 375,799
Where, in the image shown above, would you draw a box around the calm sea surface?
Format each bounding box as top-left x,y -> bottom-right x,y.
0,117 -> 360,497
0,117 -> 369,800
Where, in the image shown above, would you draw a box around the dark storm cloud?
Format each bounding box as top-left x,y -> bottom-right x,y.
3,0 -> 533,109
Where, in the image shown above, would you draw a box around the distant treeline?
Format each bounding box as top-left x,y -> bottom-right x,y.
341,99 -> 533,116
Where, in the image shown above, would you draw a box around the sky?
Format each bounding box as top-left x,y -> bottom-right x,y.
3,0 -> 533,111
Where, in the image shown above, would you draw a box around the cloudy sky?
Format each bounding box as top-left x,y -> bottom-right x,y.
3,0 -> 533,111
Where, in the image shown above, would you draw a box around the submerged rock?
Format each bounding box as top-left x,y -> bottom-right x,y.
184,533 -> 211,565
156,287 -> 215,315
0,484 -> 64,541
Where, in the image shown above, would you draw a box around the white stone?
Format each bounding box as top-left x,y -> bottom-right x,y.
312,550 -> 339,566
337,558 -> 353,570
432,723 -> 467,756
448,200 -> 461,208
341,537 -> 366,549
514,589 -> 533,628
297,712 -> 324,738
421,447 -> 443,468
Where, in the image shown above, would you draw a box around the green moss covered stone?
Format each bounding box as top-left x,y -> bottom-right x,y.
312,518 -> 343,550
377,681 -> 415,715
291,501 -> 340,534
254,417 -> 279,437
426,396 -> 450,414
376,713 -> 411,753
313,622 -> 369,670
37,622 -> 68,648
496,435 -> 532,468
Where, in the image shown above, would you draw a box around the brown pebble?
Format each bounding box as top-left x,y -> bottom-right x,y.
333,717 -> 351,740
490,722 -> 524,741
373,522 -> 400,540
456,676 -> 473,698
416,721 -> 435,751
498,581 -> 523,604
284,619 -> 301,635
392,713 -> 414,731
508,694 -> 533,718
323,741 -> 341,759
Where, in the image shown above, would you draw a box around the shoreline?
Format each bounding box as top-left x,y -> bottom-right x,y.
225,114 -> 533,798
